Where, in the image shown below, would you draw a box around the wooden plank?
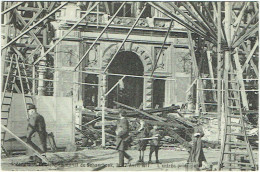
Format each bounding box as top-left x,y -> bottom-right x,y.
151,19 -> 173,76
14,9 -> 42,46
206,50 -> 217,101
114,101 -> 166,122
241,40 -> 258,72
1,2 -> 23,15
234,49 -> 249,110
217,1 -> 222,141
1,125 -> 51,164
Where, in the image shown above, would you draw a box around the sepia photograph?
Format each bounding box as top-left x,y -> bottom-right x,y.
1,1 -> 259,171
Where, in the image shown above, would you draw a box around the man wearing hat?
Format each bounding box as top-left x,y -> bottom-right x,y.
26,104 -> 47,165
115,109 -> 133,167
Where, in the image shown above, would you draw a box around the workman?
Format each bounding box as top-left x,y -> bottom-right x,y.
115,110 -> 133,167
26,104 -> 47,165
136,119 -> 149,163
148,125 -> 161,164
187,119 -> 207,168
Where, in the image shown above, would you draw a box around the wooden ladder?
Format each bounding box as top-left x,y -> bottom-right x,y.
217,72 -> 256,171
1,54 -> 34,155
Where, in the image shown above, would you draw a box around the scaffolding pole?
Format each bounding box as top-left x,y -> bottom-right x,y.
34,2 -> 99,65
74,2 -> 126,71
103,4 -> 147,73
151,19 -> 173,76
1,3 -> 68,50
217,2 -> 222,141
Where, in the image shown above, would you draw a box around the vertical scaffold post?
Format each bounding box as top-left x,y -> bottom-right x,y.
217,1 -> 222,141
101,74 -> 106,147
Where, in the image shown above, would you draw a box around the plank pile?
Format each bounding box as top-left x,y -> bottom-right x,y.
76,102 -> 197,151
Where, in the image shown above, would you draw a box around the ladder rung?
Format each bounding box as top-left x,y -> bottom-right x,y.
221,165 -> 254,170
228,80 -> 239,83
1,103 -> 11,106
228,89 -> 239,91
226,123 -> 243,127
223,161 -> 253,165
4,96 -> 12,99
228,106 -> 240,108
225,142 -> 247,146
228,98 -> 239,100
224,151 -> 249,155
227,115 -> 241,118
226,133 -> 245,137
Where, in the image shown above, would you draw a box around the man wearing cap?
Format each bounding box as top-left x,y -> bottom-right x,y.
26,104 -> 47,165
115,110 -> 133,167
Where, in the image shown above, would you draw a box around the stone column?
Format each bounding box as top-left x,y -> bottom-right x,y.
98,74 -> 107,107
37,57 -> 46,96
143,77 -> 153,109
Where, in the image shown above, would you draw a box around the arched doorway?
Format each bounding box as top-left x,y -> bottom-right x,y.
107,51 -> 144,108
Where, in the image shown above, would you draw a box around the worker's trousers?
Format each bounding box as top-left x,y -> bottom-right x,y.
118,150 -> 131,167
149,145 -> 159,161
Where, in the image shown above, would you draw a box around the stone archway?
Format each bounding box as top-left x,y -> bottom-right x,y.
102,43 -> 153,73
101,43 -> 154,109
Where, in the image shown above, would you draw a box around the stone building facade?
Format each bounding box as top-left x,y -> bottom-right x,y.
52,2 -> 192,109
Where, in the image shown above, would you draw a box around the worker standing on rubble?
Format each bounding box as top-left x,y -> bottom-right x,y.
26,104 -> 47,165
187,119 -> 207,168
137,119 -> 149,163
115,110 -> 133,167
148,125 -> 161,164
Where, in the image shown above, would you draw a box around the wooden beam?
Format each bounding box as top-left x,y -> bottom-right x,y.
151,19 -> 173,76
206,50 -> 217,101
21,8 -> 44,33
241,40 -> 258,72
14,9 -> 42,46
189,2 -> 217,39
234,48 -> 249,110
2,3 -> 68,50
1,2 -> 23,15
167,2 -> 207,36
231,2 -> 249,44
114,101 -> 166,122
1,125 -> 51,165
232,21 -> 259,48
34,2 -> 99,65
217,1 -> 222,141
148,2 -> 211,41
241,43 -> 259,78
181,2 -> 214,36
74,2 -> 126,71
103,4 -> 147,72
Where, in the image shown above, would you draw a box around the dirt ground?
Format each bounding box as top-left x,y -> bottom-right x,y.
1,148 -> 258,171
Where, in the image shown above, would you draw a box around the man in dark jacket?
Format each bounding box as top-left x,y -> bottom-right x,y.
115,110 -> 133,167
26,104 -> 47,165
148,125 -> 161,163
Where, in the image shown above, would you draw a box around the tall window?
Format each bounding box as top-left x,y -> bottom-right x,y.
112,2 -> 133,17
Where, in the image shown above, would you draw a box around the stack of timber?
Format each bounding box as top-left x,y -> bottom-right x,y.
76,102 -> 197,150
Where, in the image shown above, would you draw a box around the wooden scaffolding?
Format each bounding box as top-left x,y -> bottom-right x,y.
1,2 -> 259,170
